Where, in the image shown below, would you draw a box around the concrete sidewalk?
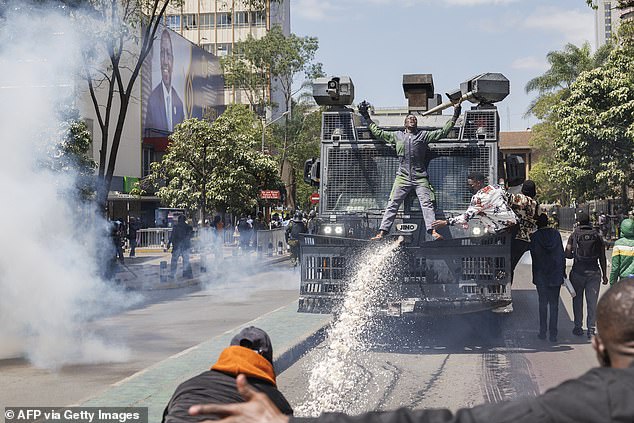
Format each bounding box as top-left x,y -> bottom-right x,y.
80,302 -> 332,422
114,246 -> 290,290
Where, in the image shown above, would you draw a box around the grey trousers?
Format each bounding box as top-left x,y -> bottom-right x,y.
379,180 -> 435,233
570,269 -> 601,331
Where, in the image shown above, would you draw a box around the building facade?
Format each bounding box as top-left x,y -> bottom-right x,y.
595,0 -> 634,47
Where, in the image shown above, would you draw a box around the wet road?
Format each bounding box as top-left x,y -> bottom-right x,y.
0,265 -> 299,409
278,259 -> 607,416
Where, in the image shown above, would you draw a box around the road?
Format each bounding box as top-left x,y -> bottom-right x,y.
278,258 -> 609,416
0,264 -> 300,408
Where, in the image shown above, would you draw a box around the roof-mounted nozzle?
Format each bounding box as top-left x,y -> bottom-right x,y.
313,76 -> 355,106
421,72 -> 510,116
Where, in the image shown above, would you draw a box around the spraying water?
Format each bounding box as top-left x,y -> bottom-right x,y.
0,2 -> 134,369
297,241 -> 401,415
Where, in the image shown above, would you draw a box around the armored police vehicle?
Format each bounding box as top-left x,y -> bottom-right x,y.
299,73 -> 525,316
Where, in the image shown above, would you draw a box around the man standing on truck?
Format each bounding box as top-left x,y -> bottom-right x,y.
358,100 -> 462,241
432,172 -> 517,234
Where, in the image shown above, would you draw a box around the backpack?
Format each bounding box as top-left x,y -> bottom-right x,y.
575,228 -> 601,262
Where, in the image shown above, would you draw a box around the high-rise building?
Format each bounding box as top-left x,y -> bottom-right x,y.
595,0 -> 633,47
165,0 -> 290,113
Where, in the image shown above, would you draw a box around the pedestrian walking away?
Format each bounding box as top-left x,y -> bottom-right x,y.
127,216 -> 141,257
358,99 -> 462,241
162,326 -> 292,423
285,211 -> 307,267
530,213 -> 565,342
168,215 -> 193,279
609,217 -> 634,284
565,211 -> 608,339
188,281 -> 634,423
432,172 -> 517,235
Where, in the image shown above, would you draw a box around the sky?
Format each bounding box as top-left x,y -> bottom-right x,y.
290,0 -> 596,131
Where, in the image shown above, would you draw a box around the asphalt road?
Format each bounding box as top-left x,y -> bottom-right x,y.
0,264 -> 300,409
278,257 -> 609,416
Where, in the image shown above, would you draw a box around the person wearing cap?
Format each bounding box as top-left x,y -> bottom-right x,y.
506,180 -> 538,282
357,100 -> 462,241
162,326 -> 292,423
609,217 -> 634,285
189,281 -> 634,423
565,211 -> 608,339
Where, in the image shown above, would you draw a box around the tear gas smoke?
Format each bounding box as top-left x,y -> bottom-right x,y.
297,241 -> 401,415
0,2 -> 134,369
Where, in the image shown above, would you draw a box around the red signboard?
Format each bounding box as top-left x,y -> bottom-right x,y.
260,190 -> 281,200
310,192 -> 320,204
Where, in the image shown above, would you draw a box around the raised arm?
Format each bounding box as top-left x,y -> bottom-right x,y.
358,100 -> 396,144
424,103 -> 462,142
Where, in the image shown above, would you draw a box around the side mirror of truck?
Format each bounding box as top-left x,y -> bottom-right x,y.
505,155 -> 526,187
304,159 -> 320,187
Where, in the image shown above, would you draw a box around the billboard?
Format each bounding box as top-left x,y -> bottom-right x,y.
142,25 -> 224,137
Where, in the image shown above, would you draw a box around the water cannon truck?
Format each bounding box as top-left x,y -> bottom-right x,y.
299,73 -> 525,316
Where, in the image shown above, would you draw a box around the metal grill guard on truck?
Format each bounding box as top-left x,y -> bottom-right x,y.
299,73 -> 518,316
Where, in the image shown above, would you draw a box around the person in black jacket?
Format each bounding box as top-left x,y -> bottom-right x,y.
530,213 -> 565,342
162,327 -> 292,423
168,215 -> 193,279
189,281 -> 634,423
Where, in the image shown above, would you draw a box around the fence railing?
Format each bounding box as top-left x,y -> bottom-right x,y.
136,227 -> 287,254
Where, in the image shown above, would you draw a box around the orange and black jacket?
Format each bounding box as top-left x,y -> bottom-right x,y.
162,346 -> 292,422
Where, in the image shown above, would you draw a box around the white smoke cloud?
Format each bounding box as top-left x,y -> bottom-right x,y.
0,2 -> 135,369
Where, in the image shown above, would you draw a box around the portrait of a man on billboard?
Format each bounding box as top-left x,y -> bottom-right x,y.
145,29 -> 185,133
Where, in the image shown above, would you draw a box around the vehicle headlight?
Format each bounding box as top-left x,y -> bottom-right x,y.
323,226 -> 333,234
472,227 -> 482,236
334,226 -> 344,235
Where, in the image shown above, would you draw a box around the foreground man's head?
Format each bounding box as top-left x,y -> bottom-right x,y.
594,280 -> 634,368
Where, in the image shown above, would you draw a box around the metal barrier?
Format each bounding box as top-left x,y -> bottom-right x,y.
137,228 -> 172,248
255,227 -> 286,256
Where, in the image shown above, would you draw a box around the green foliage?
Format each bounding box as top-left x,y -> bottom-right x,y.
141,105 -> 281,216
525,41 -> 615,203
270,102 -> 322,209
43,119 -> 97,200
221,25 -> 321,113
553,43 -> 634,204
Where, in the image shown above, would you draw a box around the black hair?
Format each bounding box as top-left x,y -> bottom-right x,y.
467,172 -> 485,182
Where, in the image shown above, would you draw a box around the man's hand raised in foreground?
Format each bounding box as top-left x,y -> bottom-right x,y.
188,374 -> 289,423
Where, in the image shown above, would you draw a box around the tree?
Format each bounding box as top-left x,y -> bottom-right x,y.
525,42 -> 613,202
78,0 -> 183,214
553,42 -> 634,207
42,117 -> 97,201
220,25 -> 322,209
271,101 -> 321,209
140,105 -> 281,217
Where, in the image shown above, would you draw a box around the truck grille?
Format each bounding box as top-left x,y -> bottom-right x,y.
322,112 -> 356,141
324,144 -> 492,213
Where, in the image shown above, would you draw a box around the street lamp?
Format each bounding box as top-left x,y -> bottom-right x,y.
261,110 -> 290,152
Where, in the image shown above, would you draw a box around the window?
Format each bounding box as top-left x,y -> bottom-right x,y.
165,15 -> 180,31
216,12 -> 231,27
183,14 -> 197,30
142,145 -> 154,177
235,11 -> 249,26
251,10 -> 265,26
200,13 -> 214,29
216,43 -> 232,56
201,43 -> 214,54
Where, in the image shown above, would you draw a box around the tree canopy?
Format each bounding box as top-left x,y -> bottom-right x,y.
553,42 -> 634,205
525,41 -> 614,203
140,105 -> 281,216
